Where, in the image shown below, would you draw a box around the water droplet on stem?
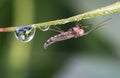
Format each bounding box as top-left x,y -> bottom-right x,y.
39,26 -> 50,31
14,25 -> 36,42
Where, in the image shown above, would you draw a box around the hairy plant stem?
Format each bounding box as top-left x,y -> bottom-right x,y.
0,2 -> 120,32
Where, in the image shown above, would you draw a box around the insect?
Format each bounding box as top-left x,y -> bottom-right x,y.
44,18 -> 111,49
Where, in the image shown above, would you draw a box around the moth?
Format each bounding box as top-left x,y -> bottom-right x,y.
44,18 -> 111,49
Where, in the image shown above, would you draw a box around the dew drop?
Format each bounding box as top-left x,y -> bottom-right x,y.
39,26 -> 50,31
64,20 -> 69,24
14,25 -> 36,42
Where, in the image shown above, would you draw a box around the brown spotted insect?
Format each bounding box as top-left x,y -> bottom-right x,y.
44,18 -> 111,49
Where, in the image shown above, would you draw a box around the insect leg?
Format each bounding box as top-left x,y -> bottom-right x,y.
48,26 -> 64,33
76,22 -> 91,29
54,26 -> 63,32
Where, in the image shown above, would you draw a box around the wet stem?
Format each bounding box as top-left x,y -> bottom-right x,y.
0,2 -> 120,32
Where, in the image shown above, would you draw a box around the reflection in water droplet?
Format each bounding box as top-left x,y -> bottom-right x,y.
14,25 -> 36,42
39,26 -> 50,31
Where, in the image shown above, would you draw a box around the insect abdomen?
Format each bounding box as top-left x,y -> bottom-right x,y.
44,31 -> 74,49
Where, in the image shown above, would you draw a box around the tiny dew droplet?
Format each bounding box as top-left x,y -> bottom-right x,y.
14,25 -> 36,42
39,26 -> 50,31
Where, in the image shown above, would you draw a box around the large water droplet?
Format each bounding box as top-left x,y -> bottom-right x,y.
39,26 -> 50,31
14,25 -> 36,42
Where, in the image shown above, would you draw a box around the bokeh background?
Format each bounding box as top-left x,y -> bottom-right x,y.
0,0 -> 120,78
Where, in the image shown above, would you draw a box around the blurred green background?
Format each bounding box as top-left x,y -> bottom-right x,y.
0,0 -> 120,78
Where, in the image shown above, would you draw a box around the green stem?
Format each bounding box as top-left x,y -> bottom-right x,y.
0,2 -> 120,32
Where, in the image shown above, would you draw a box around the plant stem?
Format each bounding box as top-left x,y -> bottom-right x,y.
0,2 -> 120,32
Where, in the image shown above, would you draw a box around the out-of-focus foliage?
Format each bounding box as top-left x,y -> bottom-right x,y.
0,0 -> 120,78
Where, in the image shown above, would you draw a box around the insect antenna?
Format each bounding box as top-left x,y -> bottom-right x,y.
83,18 -> 112,35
